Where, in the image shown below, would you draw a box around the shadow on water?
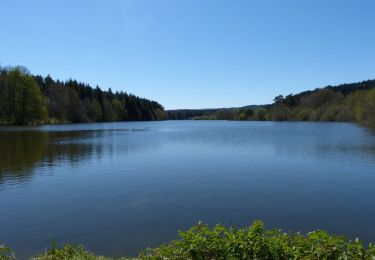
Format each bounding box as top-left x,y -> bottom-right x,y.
0,128 -> 154,183
0,131 -> 50,178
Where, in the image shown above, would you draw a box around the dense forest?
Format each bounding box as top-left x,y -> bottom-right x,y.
0,66 -> 166,125
168,80 -> 375,127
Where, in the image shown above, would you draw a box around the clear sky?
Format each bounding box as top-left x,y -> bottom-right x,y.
1,0 -> 374,109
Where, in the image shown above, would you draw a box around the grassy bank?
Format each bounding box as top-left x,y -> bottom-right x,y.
1,221 -> 375,259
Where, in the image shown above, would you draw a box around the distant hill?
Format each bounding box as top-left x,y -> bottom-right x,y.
167,79 -> 375,127
167,105 -> 261,120
284,79 -> 375,104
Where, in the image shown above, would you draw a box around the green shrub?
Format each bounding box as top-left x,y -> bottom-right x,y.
32,244 -> 109,260
0,245 -> 14,260
140,221 -> 375,259
2,221 -> 375,259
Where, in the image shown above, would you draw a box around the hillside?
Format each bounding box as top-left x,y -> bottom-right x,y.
167,105 -> 260,120
167,79 -> 375,127
0,66 -> 166,125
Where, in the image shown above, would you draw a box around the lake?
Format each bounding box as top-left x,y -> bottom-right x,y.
1,121 -> 375,257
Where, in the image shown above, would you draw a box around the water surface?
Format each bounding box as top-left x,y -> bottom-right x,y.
1,121 -> 375,257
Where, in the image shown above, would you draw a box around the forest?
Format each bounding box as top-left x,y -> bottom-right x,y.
168,79 -> 375,127
0,66 -> 166,125
1,65 -> 374,127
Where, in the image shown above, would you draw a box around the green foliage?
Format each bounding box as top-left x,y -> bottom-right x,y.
263,87 -> 375,127
253,108 -> 267,121
260,82 -> 375,127
166,79 -> 375,128
0,67 -> 47,124
0,245 -> 15,260
358,88 -> 375,127
0,66 -> 166,125
32,245 -> 109,260
2,221 -> 373,259
238,112 -> 247,120
140,221 -> 375,259
167,109 -> 220,120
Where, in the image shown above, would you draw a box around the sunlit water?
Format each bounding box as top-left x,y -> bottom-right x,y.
1,121 -> 375,257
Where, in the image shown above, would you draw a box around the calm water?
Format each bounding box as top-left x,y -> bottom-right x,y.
1,121 -> 375,257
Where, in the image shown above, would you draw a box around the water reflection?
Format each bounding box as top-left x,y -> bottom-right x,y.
0,131 -> 50,178
0,128 -> 157,183
2,122 -> 375,183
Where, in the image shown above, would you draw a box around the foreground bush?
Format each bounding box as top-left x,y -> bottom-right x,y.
0,245 -> 14,260
140,221 -> 375,259
2,221 -> 375,259
32,245 -> 108,260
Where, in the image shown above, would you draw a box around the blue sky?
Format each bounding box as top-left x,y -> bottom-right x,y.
1,0 -> 374,109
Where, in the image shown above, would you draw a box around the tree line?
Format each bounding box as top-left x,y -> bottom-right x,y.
168,79 -> 375,127
0,66 -> 166,125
